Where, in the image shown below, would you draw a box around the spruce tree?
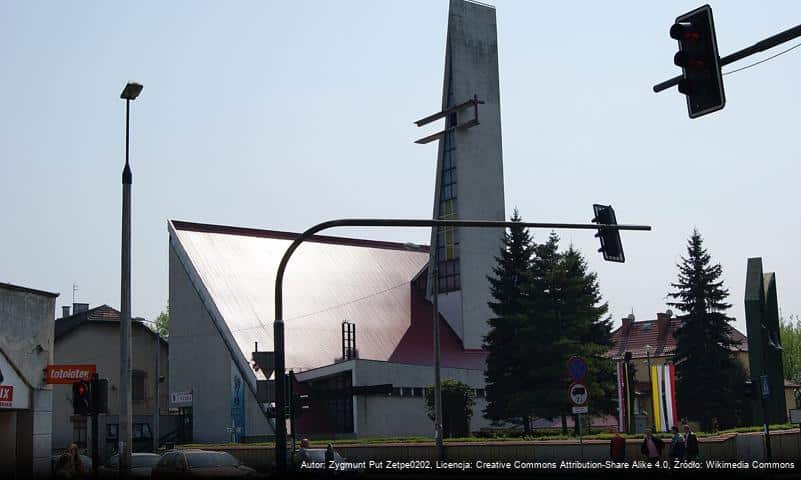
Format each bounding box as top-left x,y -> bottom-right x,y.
667,229 -> 745,430
483,209 -> 536,431
519,232 -> 569,425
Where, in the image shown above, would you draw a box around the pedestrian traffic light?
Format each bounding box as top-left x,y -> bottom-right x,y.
670,4 -> 725,118
744,379 -> 756,400
592,204 -> 624,263
72,380 -> 92,415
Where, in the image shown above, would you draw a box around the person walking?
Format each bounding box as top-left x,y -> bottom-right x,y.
609,426 -> 626,462
669,426 -> 686,461
640,428 -> 665,462
54,443 -> 84,479
683,424 -> 699,460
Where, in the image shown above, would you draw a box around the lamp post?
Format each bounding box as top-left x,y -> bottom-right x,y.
119,82 -> 142,477
644,344 -> 653,432
429,229 -> 444,461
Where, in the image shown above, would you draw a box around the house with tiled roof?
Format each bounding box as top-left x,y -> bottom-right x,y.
608,311 -> 798,430
52,303 -> 168,459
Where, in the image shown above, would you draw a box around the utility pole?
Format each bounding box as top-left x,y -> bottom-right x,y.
153,330 -> 160,453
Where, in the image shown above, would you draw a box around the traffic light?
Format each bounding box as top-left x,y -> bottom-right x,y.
592,204 -> 624,263
670,4 -> 725,118
91,376 -> 109,414
72,380 -> 92,415
744,379 -> 756,400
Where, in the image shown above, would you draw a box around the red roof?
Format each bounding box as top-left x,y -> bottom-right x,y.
608,315 -> 748,360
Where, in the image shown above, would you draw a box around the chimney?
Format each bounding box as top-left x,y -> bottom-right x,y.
73,303 -> 89,314
656,312 -> 672,335
62,306 -> 71,318
622,313 -> 635,335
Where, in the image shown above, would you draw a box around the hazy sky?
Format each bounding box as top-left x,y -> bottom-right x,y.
2,1 -> 800,336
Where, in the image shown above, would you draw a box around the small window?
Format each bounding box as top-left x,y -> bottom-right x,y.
132,370 -> 146,402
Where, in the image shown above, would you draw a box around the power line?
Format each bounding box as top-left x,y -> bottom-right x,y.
723,42 -> 801,76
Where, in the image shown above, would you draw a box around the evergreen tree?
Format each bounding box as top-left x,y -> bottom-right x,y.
483,209 -> 536,431
519,232 -> 569,426
667,229 -> 746,430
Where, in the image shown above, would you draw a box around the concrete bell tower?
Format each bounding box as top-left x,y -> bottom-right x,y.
426,0 -> 505,351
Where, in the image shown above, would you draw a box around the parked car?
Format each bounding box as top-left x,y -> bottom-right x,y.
51,453 -> 92,479
151,450 -> 257,479
98,452 -> 161,479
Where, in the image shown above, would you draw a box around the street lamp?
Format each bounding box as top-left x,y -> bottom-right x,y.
645,344 -> 654,432
119,81 -> 142,476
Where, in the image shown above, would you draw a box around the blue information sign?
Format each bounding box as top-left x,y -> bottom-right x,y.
567,356 -> 588,382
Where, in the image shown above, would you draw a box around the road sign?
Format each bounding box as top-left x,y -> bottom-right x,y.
760,374 -> 770,399
567,356 -> 588,382
569,383 -> 589,406
572,406 -> 588,414
170,391 -> 193,405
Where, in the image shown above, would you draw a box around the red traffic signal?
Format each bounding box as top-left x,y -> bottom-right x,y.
72,380 -> 92,415
670,5 -> 725,118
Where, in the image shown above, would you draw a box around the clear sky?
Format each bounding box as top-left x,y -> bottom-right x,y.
2,1 -> 800,336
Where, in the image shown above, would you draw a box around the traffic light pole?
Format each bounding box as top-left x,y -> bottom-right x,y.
272,217 -> 651,473
654,23 -> 801,92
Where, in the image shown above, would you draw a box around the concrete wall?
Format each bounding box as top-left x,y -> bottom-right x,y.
0,284 -> 57,477
351,360 -> 492,437
169,244 -> 272,443
53,322 -> 169,450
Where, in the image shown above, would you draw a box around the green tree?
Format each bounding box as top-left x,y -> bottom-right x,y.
780,314 -> 801,383
483,209 -> 537,432
425,380 -> 476,438
519,232 -> 571,430
667,229 -> 747,430
155,305 -> 169,339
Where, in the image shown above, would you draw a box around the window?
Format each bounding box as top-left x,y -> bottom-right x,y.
132,370 -> 146,402
436,128 -> 460,293
71,416 -> 87,448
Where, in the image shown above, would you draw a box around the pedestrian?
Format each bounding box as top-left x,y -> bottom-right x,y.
640,428 -> 664,462
325,443 -> 335,471
54,443 -> 84,479
293,438 -> 311,468
683,424 -> 699,460
669,425 -> 685,460
609,426 -> 626,462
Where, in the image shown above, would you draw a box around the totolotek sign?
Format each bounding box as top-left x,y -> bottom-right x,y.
45,364 -> 96,384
